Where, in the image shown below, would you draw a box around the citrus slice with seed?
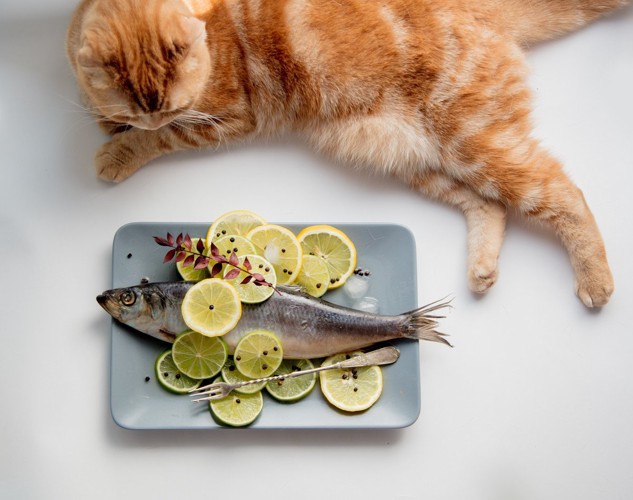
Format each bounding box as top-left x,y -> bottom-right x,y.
297,225 -> 357,289
265,359 -> 317,403
294,254 -> 331,297
233,329 -> 284,379
247,224 -> 303,285
176,237 -> 210,282
155,350 -> 201,394
209,378 -> 264,427
221,358 -> 267,394
319,351 -> 383,412
210,234 -> 256,262
208,234 -> 256,277
206,210 -> 266,246
181,278 -> 242,337
171,330 -> 228,380
223,254 -> 277,304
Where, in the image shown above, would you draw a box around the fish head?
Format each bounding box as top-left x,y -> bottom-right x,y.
96,284 -> 172,340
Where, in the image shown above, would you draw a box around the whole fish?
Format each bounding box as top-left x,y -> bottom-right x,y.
97,282 -> 451,358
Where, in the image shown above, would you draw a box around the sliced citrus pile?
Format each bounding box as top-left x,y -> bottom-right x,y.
176,237 -> 210,282
297,225 -> 356,289
233,329 -> 284,378
206,209 -> 266,246
223,254 -> 277,304
221,358 -> 267,394
154,350 -> 201,394
247,224 -> 302,285
265,359 -> 317,403
209,378 -> 264,427
319,351 -> 383,412
294,254 -> 331,297
181,278 -> 242,337
171,330 -> 228,379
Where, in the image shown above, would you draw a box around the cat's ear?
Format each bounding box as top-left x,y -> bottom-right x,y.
77,37 -> 112,89
77,45 -> 100,68
180,16 -> 207,46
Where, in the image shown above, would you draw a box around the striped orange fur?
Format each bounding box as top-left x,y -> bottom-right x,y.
66,0 -> 628,307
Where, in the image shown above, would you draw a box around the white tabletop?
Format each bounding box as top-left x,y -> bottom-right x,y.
1,2 -> 632,499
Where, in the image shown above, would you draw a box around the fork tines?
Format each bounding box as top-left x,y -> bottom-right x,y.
188,383 -> 229,402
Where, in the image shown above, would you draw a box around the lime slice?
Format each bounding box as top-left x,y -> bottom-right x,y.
294,254 -> 331,297
223,254 -> 276,304
209,379 -> 264,427
221,358 -> 267,394
176,237 -> 210,282
247,224 -> 303,285
297,225 -> 357,289
171,330 -> 228,380
181,278 -> 242,337
265,359 -> 316,403
206,210 -> 266,246
154,350 -> 201,394
234,330 -> 284,379
319,351 -> 383,412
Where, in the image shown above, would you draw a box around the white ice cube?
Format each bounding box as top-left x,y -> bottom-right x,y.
343,274 -> 370,300
353,296 -> 380,314
263,243 -> 280,265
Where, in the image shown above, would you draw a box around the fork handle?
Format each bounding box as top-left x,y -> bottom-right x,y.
232,346 -> 400,388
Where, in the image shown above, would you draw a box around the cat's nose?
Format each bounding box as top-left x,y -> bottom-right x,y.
140,114 -> 168,130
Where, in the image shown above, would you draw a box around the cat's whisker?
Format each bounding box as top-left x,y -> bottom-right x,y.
173,110 -> 238,147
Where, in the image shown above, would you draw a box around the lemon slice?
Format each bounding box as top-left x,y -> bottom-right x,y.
171,330 -> 228,380
209,378 -> 264,427
265,359 -> 317,403
294,254 -> 331,297
233,330 -> 284,379
223,254 -> 277,304
176,237 -> 210,282
221,358 -> 268,394
210,234 -> 256,261
319,351 -> 383,412
208,234 -> 256,276
181,278 -> 242,337
297,225 -> 357,289
206,210 -> 266,246
155,350 -> 201,394
247,224 -> 303,285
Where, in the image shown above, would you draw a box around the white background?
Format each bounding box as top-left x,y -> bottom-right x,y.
1,1 -> 632,499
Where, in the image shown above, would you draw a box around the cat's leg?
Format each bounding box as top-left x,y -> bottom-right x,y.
95,118 -> 249,182
475,144 -> 613,307
411,172 -> 507,293
306,121 -> 506,293
95,128 -> 174,182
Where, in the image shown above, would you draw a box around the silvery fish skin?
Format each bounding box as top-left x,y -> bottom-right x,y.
97,282 -> 451,358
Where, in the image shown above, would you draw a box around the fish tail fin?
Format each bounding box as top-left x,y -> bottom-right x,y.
403,297 -> 453,347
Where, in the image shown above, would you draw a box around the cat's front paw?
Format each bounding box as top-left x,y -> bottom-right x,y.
95,136 -> 142,183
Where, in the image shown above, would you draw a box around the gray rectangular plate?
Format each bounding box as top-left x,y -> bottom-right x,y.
109,223 -> 421,429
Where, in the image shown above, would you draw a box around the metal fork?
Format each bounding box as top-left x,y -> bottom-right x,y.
189,346 -> 401,402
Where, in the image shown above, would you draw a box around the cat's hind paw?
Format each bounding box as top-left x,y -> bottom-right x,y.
467,263 -> 499,294
575,270 -> 614,308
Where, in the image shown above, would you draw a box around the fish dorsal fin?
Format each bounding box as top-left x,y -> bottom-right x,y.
276,284 -> 305,294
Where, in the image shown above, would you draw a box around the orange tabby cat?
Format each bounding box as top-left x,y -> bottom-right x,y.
66,0 -> 627,307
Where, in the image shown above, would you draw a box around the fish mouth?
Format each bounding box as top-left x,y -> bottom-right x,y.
96,292 -> 119,317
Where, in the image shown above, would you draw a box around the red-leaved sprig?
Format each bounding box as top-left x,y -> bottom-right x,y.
153,232 -> 273,288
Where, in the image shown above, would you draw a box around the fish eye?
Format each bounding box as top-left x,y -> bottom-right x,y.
120,291 -> 136,306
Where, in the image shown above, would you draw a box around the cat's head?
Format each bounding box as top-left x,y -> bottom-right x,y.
73,0 -> 210,130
